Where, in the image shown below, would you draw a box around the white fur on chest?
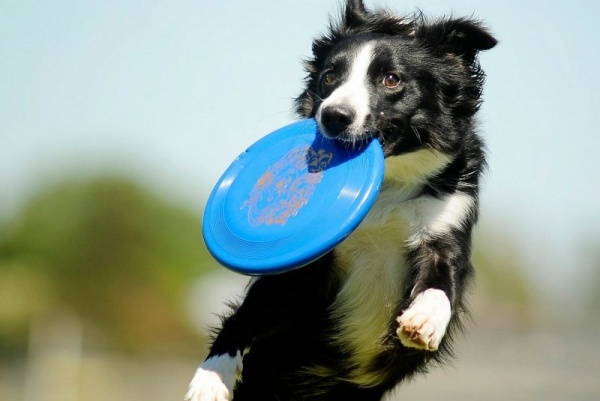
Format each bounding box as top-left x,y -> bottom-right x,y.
328,148 -> 473,386
330,185 -> 410,386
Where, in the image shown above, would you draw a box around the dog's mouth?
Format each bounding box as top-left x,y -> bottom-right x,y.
318,123 -> 388,156
317,113 -> 379,148
333,130 -> 409,159
315,105 -> 397,157
319,126 -> 380,150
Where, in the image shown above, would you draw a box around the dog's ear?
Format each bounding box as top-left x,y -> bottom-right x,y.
342,0 -> 414,37
344,0 -> 368,27
416,18 -> 497,63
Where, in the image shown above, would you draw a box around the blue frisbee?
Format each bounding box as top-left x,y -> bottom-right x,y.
202,119 -> 384,275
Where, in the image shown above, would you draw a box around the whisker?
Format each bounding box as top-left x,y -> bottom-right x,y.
411,126 -> 423,144
306,89 -> 325,102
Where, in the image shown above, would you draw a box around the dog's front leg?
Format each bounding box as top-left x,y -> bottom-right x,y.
396,233 -> 473,352
185,254 -> 336,401
185,302 -> 252,401
185,349 -> 243,401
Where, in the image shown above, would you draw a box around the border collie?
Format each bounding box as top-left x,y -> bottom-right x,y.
186,1 -> 496,400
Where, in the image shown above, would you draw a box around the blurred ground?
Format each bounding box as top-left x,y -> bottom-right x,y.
1,305 -> 598,401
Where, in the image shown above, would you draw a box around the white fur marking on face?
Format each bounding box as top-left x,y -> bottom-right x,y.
397,288 -> 451,351
317,43 -> 373,136
185,352 -> 243,401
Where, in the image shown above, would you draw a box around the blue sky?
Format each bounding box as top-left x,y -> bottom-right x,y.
2,0 -> 599,302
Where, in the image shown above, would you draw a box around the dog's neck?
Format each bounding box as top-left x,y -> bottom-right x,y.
384,148 -> 451,189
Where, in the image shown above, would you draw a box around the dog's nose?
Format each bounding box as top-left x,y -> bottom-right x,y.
319,105 -> 355,137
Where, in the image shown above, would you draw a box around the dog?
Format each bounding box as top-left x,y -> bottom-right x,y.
186,1 -> 496,400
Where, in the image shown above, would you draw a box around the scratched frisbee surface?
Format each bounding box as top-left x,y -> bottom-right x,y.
202,119 -> 384,275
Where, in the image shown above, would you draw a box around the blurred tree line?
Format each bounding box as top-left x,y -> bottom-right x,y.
0,174 -> 544,359
0,176 -> 214,357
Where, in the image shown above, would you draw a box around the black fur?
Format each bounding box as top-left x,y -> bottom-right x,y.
190,1 -> 496,400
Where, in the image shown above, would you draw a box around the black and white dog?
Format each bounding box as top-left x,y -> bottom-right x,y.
186,1 -> 496,400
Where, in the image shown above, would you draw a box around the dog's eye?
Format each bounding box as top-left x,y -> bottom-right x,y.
382,73 -> 401,89
324,71 -> 337,85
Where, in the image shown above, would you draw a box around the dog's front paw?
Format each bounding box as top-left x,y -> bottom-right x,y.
185,368 -> 231,401
185,353 -> 243,401
396,289 -> 451,351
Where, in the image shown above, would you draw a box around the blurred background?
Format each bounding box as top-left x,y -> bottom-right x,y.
1,0 -> 599,400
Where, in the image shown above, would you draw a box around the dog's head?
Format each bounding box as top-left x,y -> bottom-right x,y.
295,0 -> 497,157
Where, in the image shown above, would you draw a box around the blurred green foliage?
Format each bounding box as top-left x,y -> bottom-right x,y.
473,233 -> 531,305
585,243 -> 600,315
0,176 -> 213,356
0,174 -> 536,359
